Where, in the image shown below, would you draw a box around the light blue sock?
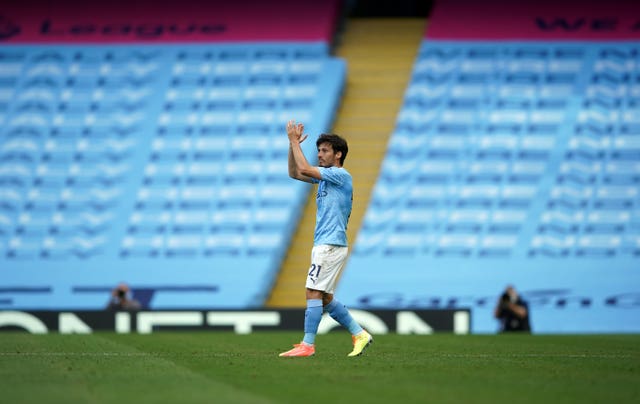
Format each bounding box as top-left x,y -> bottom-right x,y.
303,299 -> 323,345
326,299 -> 363,335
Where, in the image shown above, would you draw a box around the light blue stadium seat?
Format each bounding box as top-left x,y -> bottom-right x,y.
361,207 -> 396,231
263,161 -> 289,183
191,137 -> 227,160
620,234 -> 640,256
128,210 -> 172,233
396,208 -> 438,231
594,185 -> 637,208
576,234 -> 620,257
149,137 -> 190,162
230,136 -> 270,160
1,138 -> 41,155
529,235 -> 574,257
585,210 -> 629,233
384,232 -> 423,256
253,207 -> 289,232
135,185 -> 179,209
217,184 -> 258,208
416,161 -> 456,184
613,136 -> 640,160
247,233 -> 285,256
71,160 -> 130,187
54,210 -> 112,235
224,161 -> 261,184
41,235 -> 75,259
547,185 -> 591,209
446,209 -> 489,233
478,235 -> 518,257
15,211 -> 51,237
435,234 -> 478,257
457,184 -> 499,207
425,135 -> 467,158
603,161 -> 640,184
406,185 -> 447,207
210,209 -> 251,232
62,186 -> 107,210
24,187 -> 60,211
387,132 -> 426,160
510,161 -> 546,183
500,184 -> 537,207
0,187 -> 24,212
258,184 -> 300,207
379,158 -> 416,183
171,210 -> 208,234
186,161 -> 223,184
352,231 -> 385,256
34,163 -> 69,188
489,210 -> 527,234
0,213 -> 14,237
121,234 -> 164,257
6,236 -> 42,259
475,134 -> 517,158
204,233 -> 244,256
166,234 -> 202,256
467,161 -> 508,183
178,185 -> 216,209
370,182 -> 405,208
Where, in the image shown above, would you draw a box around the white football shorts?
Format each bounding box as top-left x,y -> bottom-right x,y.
305,244 -> 349,294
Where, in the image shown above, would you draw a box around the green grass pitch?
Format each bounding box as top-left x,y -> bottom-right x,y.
1,332 -> 638,403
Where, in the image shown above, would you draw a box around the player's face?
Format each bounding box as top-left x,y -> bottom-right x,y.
317,142 -> 340,167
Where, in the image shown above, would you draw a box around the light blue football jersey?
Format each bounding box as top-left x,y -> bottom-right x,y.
311,167 -> 353,246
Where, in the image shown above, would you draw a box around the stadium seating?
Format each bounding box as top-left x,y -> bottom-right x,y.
0,44 -> 346,309
347,42 -> 640,258
338,41 -> 640,327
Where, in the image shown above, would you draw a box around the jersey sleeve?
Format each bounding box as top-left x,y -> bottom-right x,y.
315,167 -> 346,185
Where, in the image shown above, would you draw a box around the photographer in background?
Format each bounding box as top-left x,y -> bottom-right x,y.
106,283 -> 141,311
494,285 -> 531,333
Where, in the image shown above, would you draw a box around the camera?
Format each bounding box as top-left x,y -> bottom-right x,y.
117,289 -> 126,299
499,292 -> 511,310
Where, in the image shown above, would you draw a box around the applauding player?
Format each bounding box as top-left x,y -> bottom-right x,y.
279,120 -> 373,358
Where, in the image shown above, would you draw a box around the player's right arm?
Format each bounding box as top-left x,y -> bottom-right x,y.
288,145 -> 312,183
287,120 -> 315,183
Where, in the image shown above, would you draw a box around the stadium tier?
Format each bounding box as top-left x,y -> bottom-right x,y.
0,44 -> 345,309
351,42 -> 640,259
338,39 -> 640,333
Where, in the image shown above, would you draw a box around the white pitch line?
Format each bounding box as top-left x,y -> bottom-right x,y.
434,353 -> 635,359
0,352 -> 152,357
0,352 -> 633,359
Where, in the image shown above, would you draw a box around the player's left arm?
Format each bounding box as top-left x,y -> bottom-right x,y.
287,120 -> 322,181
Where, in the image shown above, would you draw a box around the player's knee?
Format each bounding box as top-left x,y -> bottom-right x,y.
306,288 -> 323,300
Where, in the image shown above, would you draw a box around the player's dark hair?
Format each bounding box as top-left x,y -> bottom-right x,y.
316,133 -> 348,166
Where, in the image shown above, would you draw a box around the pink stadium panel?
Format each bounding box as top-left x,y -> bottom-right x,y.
0,0 -> 342,43
426,0 -> 640,41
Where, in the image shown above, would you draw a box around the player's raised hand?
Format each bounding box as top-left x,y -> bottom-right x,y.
287,120 -> 307,144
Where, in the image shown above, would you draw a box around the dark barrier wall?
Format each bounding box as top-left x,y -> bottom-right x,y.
0,309 -> 470,334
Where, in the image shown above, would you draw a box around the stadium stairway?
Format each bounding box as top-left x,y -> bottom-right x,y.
266,18 -> 426,307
